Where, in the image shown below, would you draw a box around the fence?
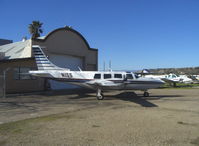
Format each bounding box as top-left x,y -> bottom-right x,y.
0,74 -> 3,98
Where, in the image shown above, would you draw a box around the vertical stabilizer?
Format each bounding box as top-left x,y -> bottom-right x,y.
32,45 -> 68,70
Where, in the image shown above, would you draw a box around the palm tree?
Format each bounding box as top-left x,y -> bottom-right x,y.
28,21 -> 43,39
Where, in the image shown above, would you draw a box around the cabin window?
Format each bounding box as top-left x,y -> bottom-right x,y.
126,74 -> 133,79
94,74 -> 101,79
114,74 -> 122,78
104,74 -> 112,79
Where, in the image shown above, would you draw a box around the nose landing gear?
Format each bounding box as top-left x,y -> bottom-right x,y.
96,88 -> 104,100
143,91 -> 149,97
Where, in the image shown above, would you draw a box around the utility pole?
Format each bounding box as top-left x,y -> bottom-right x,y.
109,60 -> 112,71
103,61 -> 106,71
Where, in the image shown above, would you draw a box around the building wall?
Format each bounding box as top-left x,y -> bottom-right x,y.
32,27 -> 98,71
0,27 -> 98,93
0,59 -> 45,93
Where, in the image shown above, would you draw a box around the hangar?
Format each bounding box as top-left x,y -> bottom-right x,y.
0,27 -> 98,93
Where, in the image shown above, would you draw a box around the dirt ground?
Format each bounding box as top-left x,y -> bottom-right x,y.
0,89 -> 199,146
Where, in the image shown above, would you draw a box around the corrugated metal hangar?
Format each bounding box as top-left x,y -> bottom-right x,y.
0,27 -> 98,93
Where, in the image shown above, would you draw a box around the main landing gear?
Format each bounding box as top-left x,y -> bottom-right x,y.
143,91 -> 149,97
96,88 -> 104,100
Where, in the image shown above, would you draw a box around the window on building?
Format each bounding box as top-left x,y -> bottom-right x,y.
126,74 -> 133,79
104,74 -> 112,79
114,74 -> 122,78
13,67 -> 36,80
94,74 -> 101,79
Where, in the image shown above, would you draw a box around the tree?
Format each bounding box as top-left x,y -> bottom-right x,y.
28,21 -> 43,39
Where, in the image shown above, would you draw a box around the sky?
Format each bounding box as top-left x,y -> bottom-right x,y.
0,0 -> 199,70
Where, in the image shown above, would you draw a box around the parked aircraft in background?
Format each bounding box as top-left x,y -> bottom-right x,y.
29,46 -> 164,100
178,75 -> 193,83
190,75 -> 199,82
145,73 -> 193,86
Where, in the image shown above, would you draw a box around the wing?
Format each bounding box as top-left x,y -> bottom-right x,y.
161,78 -> 179,83
87,80 -> 124,87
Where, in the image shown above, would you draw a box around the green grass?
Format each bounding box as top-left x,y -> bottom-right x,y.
0,113 -> 72,135
161,83 -> 199,89
0,119 -> 30,134
0,113 -> 74,146
190,137 -> 199,146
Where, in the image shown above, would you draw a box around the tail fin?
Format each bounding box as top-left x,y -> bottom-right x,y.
32,45 -> 67,71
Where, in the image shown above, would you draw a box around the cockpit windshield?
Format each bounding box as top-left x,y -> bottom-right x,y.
134,74 -> 139,79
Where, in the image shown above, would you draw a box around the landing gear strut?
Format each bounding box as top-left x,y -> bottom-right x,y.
143,91 -> 149,97
96,88 -> 104,100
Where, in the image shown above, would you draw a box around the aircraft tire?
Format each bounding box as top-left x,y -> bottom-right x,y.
97,94 -> 104,100
144,92 -> 149,97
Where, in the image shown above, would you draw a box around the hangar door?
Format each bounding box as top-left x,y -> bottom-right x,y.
48,54 -> 83,90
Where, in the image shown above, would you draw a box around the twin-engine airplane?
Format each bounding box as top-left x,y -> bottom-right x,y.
29,46 -> 164,100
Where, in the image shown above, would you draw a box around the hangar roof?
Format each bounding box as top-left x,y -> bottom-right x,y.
0,27 -> 97,62
0,39 -> 31,60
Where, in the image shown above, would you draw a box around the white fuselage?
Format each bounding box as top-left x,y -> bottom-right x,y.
29,70 -> 164,91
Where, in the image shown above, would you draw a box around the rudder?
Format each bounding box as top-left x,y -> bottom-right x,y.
32,45 -> 65,70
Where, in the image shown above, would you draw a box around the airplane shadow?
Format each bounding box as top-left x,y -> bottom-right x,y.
64,91 -> 183,107
106,92 -> 158,107
143,94 -> 183,100
69,92 -> 94,99
67,91 -> 158,107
